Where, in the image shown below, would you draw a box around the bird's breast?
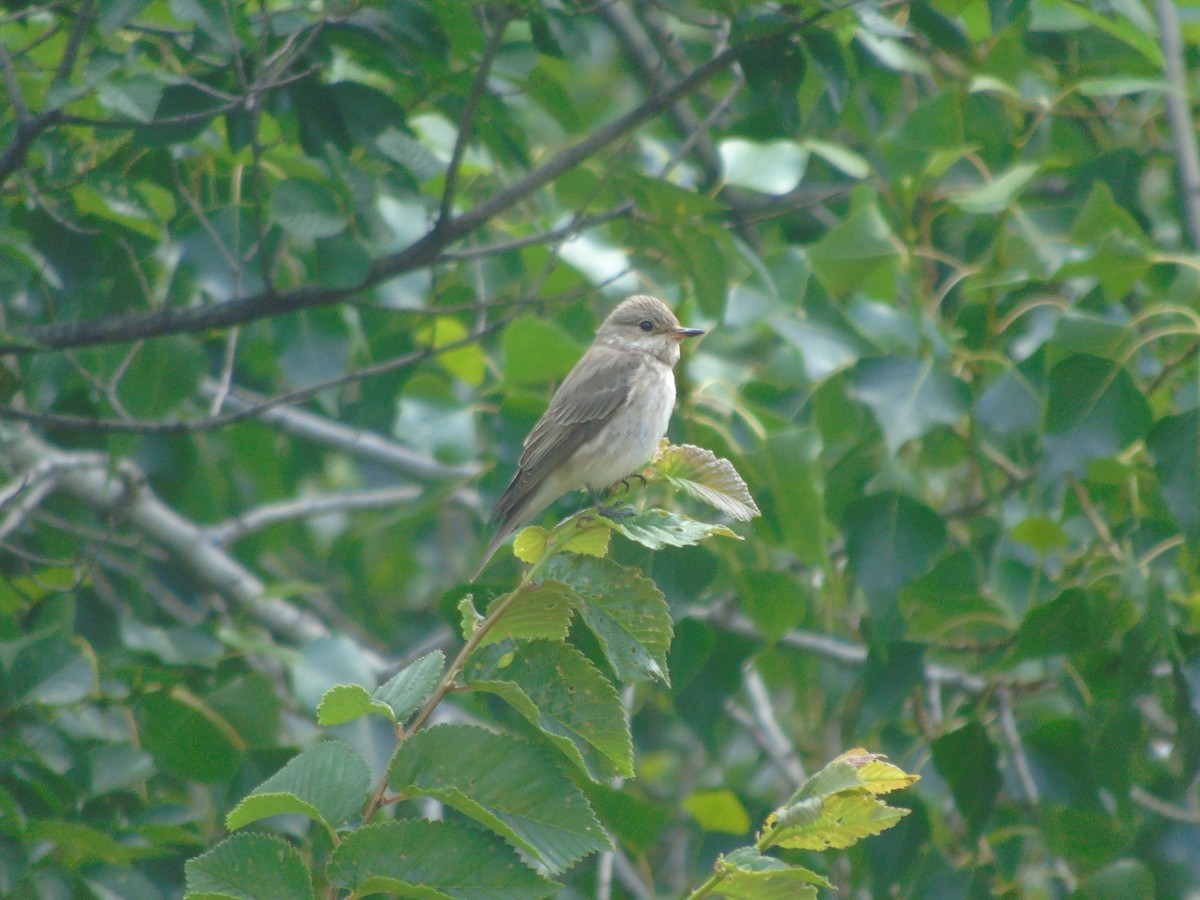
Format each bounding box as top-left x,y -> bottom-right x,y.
574,359 -> 676,491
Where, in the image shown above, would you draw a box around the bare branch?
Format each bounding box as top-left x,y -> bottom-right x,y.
2,20 -> 810,354
205,485 -> 422,544
438,12 -> 512,226
0,426 -> 389,668
1155,0 -> 1200,248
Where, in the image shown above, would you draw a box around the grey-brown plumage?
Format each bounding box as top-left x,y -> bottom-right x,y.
474,295 -> 704,578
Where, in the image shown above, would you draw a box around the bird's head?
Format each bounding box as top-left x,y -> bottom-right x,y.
595,295 -> 704,365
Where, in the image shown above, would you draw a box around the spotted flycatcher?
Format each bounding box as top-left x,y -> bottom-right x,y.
474,295 -> 704,578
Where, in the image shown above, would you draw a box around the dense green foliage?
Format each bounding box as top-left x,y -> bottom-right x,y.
2,0 -> 1200,896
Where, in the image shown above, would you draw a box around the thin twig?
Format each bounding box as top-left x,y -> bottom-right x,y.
1155,0 -> 1200,248
206,485 -> 422,544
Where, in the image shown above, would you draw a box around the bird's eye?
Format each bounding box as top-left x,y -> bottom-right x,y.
639,320 -> 654,333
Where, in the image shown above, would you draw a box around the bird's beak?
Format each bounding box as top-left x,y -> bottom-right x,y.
672,327 -> 705,341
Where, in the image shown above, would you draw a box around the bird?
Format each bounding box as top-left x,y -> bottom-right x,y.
473,295 -> 704,579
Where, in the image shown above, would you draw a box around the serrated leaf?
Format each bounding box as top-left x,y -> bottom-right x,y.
852,756 -> 920,795
465,640 -> 633,780
316,683 -> 395,725
612,509 -> 740,550
480,582 -> 577,647
373,650 -> 446,722
327,819 -> 557,899
713,847 -> 831,898
651,443 -> 761,521
764,792 -> 909,850
185,833 -> 313,900
544,555 -> 673,685
225,741 -> 371,834
388,724 -> 610,873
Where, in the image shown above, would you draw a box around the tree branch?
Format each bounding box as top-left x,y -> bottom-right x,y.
0,426 -> 389,668
2,21 -> 807,354
1155,0 -> 1200,249
205,485 -> 423,544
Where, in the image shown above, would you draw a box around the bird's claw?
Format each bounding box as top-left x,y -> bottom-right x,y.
597,502 -> 637,520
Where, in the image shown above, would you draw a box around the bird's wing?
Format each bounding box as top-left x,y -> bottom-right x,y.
520,344 -> 634,475
487,345 -> 634,529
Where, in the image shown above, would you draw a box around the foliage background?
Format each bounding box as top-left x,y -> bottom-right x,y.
1,0 -> 1199,896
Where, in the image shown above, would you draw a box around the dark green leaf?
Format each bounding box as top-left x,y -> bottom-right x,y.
1147,410 -> 1200,545
848,357 -> 970,454
544,555 -> 673,685
327,819 -> 557,898
269,180 -> 347,239
185,833 -> 313,900
930,721 -> 1000,839
388,724 -> 610,873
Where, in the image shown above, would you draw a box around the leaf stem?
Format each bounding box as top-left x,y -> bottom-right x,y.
360,518 -> 588,820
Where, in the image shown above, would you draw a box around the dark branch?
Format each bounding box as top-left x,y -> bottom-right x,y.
2,21 -> 806,354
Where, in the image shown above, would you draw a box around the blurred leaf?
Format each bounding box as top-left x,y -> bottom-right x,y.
1011,589 -> 1135,660
1147,410 -> 1200,545
931,721 -> 1000,839
185,833 -> 313,900
844,492 -> 947,599
502,316 -> 584,386
719,139 -> 808,194
388,724 -> 610,874
807,206 -> 899,295
11,636 -> 97,706
848,356 -> 970,454
683,789 -> 751,834
138,691 -> 241,783
115,336 -> 206,417
739,570 -> 806,642
315,236 -> 371,289
949,163 -> 1039,213
1042,355 -> 1151,482
269,180 -> 347,239
327,819 -> 557,898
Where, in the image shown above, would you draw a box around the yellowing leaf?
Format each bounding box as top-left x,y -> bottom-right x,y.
684,789 -> 751,834
765,793 -> 909,851
563,524 -> 610,558
513,526 -> 548,564
856,758 -> 920,795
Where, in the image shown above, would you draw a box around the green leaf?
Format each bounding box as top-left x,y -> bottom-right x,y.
679,228 -> 728,318
117,336 -> 206,417
1147,410 -> 1200,545
848,356 -> 970,454
185,833 -> 313,900
315,236 -> 371,289
764,792 -> 909,850
97,74 -> 163,122
373,650 -> 446,722
11,636 -> 96,706
1042,354 -> 1151,482
650,443 -> 761,521
388,724 -> 610,874
502,316 -> 584,386
930,721 -> 1000,838
843,492 -> 947,598
898,550 -> 1005,638
948,163 -> 1039,213
716,847 -> 831,898
269,179 -> 347,239
327,819 -> 557,899
683,789 -> 751,834
138,691 -> 241,783
751,428 -> 826,565
803,139 -> 871,178
464,640 -> 633,780
611,508 -> 740,550
479,581 -> 577,646
513,525 -> 610,566
1010,589 -> 1134,660
544,555 -> 673,685
807,205 -> 899,295
225,741 -> 371,834
739,570 -> 806,642
771,315 -> 870,380
316,683 -> 396,726
718,138 -> 808,194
